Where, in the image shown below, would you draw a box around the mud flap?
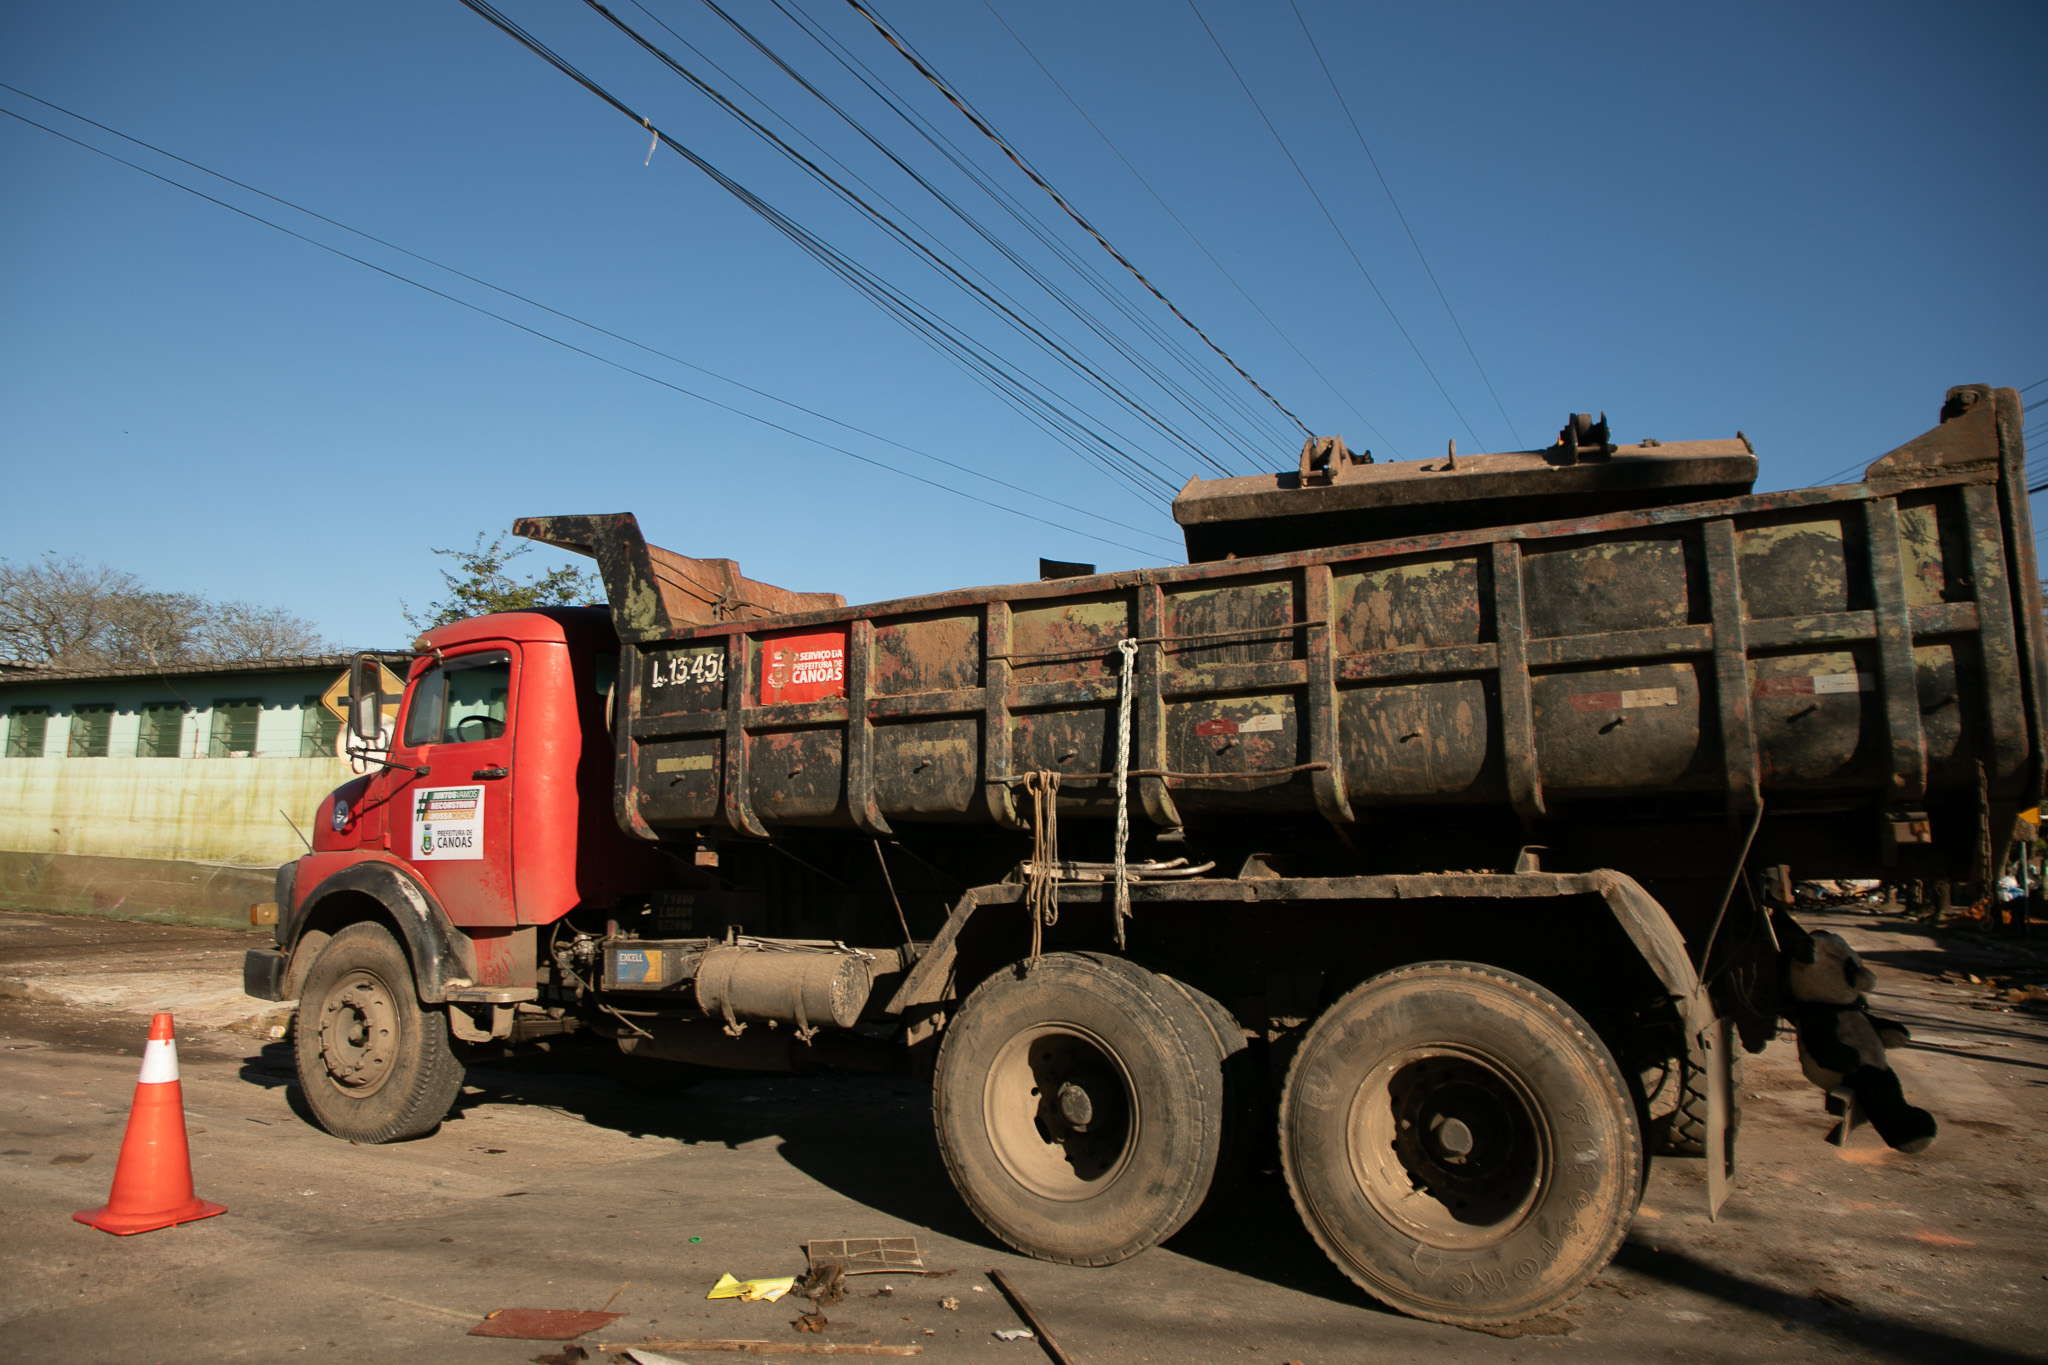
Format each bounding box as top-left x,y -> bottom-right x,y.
1703,1015 -> 1737,1219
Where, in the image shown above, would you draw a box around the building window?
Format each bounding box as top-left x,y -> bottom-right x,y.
137,702 -> 186,758
6,706 -> 49,758
209,699 -> 262,757
300,696 -> 342,757
67,704 -> 115,758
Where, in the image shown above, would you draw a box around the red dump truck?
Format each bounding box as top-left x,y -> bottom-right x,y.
245,383 -> 2039,1326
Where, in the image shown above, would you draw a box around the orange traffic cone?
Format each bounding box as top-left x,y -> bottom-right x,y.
73,1013 -> 227,1235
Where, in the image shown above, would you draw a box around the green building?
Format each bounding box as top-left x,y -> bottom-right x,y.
0,654 -> 379,927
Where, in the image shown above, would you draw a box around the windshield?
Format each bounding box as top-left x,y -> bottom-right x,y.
402,650 -> 512,746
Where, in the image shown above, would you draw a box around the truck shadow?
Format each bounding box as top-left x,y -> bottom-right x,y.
1613,1240 -> 2038,1365
236,1041 -> 1379,1311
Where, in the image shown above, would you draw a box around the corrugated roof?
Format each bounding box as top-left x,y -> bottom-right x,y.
0,653 -> 400,686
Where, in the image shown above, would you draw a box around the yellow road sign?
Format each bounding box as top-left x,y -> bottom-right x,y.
319,663 -> 407,724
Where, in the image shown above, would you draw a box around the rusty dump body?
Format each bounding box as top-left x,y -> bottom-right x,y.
519,384 -> 2041,937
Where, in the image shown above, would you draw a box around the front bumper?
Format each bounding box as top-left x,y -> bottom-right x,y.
242,947 -> 288,1001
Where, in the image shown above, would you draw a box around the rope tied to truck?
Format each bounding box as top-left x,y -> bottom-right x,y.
1113,637 -> 1139,949
1022,769 -> 1061,960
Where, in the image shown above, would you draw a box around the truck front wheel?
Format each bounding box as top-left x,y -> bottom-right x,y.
932,952 -> 1226,1266
1280,962 -> 1641,1327
293,921 -> 465,1143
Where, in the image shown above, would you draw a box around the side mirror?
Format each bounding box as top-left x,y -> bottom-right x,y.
348,654 -> 384,744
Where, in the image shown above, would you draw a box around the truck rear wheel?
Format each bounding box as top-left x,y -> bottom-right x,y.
1280,962 -> 1641,1327
293,922 -> 465,1143
932,952 -> 1225,1266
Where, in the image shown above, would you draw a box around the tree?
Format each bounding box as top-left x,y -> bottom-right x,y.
401,534 -> 602,631
0,553 -> 327,668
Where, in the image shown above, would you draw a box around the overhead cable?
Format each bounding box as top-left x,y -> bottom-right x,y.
589,0 -> 1262,478
979,0 -> 1401,458
664,0 -> 1288,472
841,0 -> 1315,443
1184,0 -> 1486,450
0,81 -> 1174,548
0,103 -> 1169,558
458,0 -> 1198,502
1286,0 -> 1522,450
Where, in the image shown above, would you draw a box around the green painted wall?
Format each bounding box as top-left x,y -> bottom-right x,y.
0,755 -> 349,865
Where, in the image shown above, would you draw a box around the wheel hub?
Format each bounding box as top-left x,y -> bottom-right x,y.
1348,1047 -> 1546,1248
318,969 -> 398,1094
984,1026 -> 1137,1200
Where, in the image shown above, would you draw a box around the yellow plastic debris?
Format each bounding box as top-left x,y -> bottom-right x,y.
706,1273 -> 797,1303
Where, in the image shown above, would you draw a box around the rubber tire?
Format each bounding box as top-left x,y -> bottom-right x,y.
294,922 -> 465,1143
1280,962 -> 1642,1327
1158,972 -> 1262,1203
932,952 -> 1225,1266
1655,1046 -> 1741,1159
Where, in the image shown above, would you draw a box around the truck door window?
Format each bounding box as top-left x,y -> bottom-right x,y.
401,651 -> 512,746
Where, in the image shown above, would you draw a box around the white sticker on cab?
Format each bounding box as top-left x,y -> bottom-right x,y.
412,785 -> 485,861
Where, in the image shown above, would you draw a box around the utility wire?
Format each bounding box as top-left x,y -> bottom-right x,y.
841,0 -> 1314,445
460,0 -> 1198,503
684,0 -> 1288,470
1184,0 -> 1485,450
2021,376 -> 2045,394
978,0 -> 1402,458
585,0 -> 1216,487
0,82 -> 1175,549
607,0 -> 1274,477
0,103 -> 1169,558
1286,0 -> 1521,450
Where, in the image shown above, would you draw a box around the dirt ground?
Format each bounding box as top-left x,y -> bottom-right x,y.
1,905 -> 2044,1364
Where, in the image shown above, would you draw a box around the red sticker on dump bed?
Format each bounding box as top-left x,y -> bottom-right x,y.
1568,687 -> 1679,712
1754,673 -> 1872,698
760,631 -> 847,706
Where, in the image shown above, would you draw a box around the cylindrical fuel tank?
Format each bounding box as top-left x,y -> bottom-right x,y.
693,945 -> 873,1031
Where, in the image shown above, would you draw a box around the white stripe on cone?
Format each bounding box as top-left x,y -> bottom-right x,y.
137,1037 -> 179,1085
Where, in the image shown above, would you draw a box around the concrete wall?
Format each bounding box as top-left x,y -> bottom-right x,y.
0,851 -> 279,929
0,755 -> 350,866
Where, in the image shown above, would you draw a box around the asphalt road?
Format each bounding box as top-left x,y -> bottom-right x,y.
1,907 -> 2044,1364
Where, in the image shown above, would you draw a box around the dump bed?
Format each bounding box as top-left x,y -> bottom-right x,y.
518,384 -> 2042,879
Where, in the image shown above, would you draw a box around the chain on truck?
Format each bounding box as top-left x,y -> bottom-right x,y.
244,384 -> 2042,1327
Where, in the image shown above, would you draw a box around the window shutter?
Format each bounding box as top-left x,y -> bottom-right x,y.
138,703 -> 185,758
300,695 -> 342,757
6,707 -> 50,758
67,704 -> 114,758
210,699 -> 262,757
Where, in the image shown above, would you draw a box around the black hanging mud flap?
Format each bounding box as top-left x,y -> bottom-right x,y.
1702,1016 -> 1737,1220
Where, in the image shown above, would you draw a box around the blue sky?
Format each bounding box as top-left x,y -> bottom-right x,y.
4,0 -> 2044,649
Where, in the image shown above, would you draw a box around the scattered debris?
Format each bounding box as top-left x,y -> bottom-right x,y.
805,1238 -> 924,1275
800,1261 -> 847,1308
710,1274 -> 799,1303
985,1269 -> 1076,1365
993,1329 -> 1035,1342
1462,1312 -> 1576,1340
794,1312 -> 828,1334
1810,1287 -> 1857,1310
532,1348 -> 590,1365
49,1153 -> 92,1166
939,1297 -> 959,1312
599,1341 -> 922,1357
469,1309 -> 626,1341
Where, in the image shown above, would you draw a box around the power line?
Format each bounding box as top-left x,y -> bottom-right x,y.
1183,0 -> 1485,450
0,82 -> 1177,550
459,0 -> 1206,505
840,0 -> 1315,446
0,102 -> 1171,559
601,0 -> 1275,478
978,0 -> 1403,458
2021,376 -> 2045,394
671,0 -> 1291,474
1285,0 -> 1521,450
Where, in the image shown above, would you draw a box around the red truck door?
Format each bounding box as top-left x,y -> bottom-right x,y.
389,644 -> 519,926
